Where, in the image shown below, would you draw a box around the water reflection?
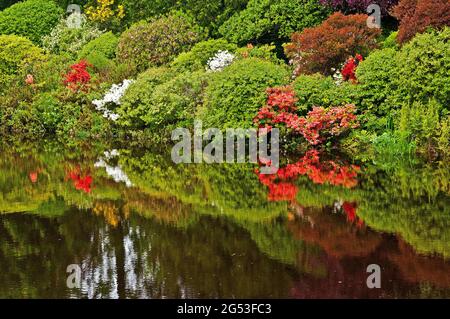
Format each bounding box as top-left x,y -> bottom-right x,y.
0,143 -> 449,298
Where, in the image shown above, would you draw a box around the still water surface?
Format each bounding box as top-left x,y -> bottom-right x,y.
0,143 -> 449,298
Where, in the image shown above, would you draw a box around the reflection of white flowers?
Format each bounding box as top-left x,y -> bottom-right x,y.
94,150 -> 133,188
207,50 -> 235,72
93,79 -> 134,121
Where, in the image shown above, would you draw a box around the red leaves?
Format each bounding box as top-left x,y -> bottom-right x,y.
285,12 -> 380,76
393,0 -> 450,44
257,150 -> 361,202
254,86 -> 359,145
63,60 -> 92,92
341,54 -> 363,82
67,168 -> 93,194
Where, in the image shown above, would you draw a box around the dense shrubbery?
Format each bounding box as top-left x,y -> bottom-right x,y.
0,0 -> 62,44
220,0 -> 330,44
0,0 -> 447,161
117,12 -> 205,73
200,58 -> 289,129
0,35 -> 46,92
285,12 -> 380,76
393,0 -> 450,44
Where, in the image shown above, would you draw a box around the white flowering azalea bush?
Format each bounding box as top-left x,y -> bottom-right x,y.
93,79 -> 135,121
206,50 -> 235,72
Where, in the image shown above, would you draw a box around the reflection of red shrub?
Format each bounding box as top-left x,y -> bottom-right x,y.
342,201 -> 363,227
284,12 -> 380,76
68,169 -> 93,193
254,86 -> 359,145
393,0 -> 450,44
257,150 -> 360,202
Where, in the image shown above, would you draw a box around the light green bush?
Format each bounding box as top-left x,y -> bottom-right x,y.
118,68 -> 208,135
79,32 -> 119,60
117,67 -> 177,128
200,57 -> 289,129
292,74 -> 355,114
0,0 -> 62,44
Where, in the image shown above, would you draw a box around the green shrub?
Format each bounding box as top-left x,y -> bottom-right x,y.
79,32 -> 119,60
117,67 -> 177,128
118,68 -> 208,135
120,0 -> 177,25
394,28 -> 450,111
41,13 -> 103,58
219,0 -> 330,44
171,39 -> 238,72
121,0 -> 248,36
355,28 -> 450,131
177,0 -> 249,35
354,47 -> 400,129
200,57 -> 289,129
141,71 -> 208,130
0,0 -> 62,44
0,35 -> 46,92
31,93 -> 63,134
292,74 -> 355,113
117,12 -> 205,73
399,99 -> 449,157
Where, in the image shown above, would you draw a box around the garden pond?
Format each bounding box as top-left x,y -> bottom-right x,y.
0,142 -> 449,298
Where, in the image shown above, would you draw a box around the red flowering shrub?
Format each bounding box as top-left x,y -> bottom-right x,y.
67,169 -> 93,193
63,60 -> 92,92
254,86 -> 359,145
341,54 -> 363,82
257,150 -> 361,202
284,12 -> 380,76
393,0 -> 450,44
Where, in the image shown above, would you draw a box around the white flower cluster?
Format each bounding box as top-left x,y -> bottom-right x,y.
331,66 -> 343,86
92,79 -> 134,121
206,50 -> 235,72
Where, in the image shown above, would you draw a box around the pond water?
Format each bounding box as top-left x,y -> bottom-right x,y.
0,142 -> 449,298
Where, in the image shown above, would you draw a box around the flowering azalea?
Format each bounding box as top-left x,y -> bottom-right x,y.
341,54 -> 363,82
254,86 -> 359,145
64,60 -> 92,92
25,74 -> 34,85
